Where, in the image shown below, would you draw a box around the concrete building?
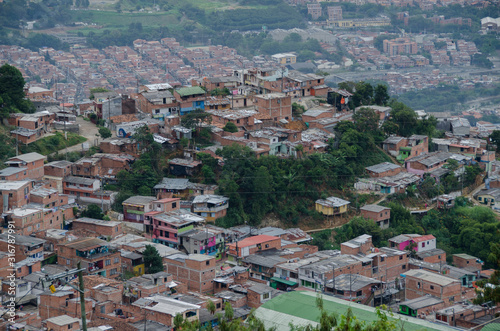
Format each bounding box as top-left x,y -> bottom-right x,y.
383,38 -> 418,55
327,6 -> 343,21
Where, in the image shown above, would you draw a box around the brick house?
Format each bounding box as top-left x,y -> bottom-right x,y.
44,160 -> 73,178
191,194 -> 229,222
145,210 -> 204,248
63,176 -> 114,207
72,218 -> 123,239
315,196 -> 350,216
122,196 -> 158,223
4,206 -> 68,236
178,229 -> 217,255
372,247 -> 409,282
164,254 -> 216,294
399,296 -> 445,318
0,180 -> 32,213
71,153 -> 134,181
132,295 -> 200,327
30,186 -> 70,209
415,248 -> 447,264
254,93 -> 292,122
99,137 -> 140,157
137,90 -> 179,118
125,272 -> 182,299
6,152 -> 46,180
405,152 -> 451,177
298,254 -> 374,291
340,234 -> 374,255
43,315 -> 80,331
0,233 -> 45,262
120,250 -> 145,276
208,109 -> 259,130
191,76 -> 240,93
365,162 -> 402,178
360,205 -> 391,229
173,86 -> 206,115
227,235 -> 281,261
57,238 -> 121,278
39,290 -> 93,321
389,234 -> 436,253
452,253 -> 483,272
247,284 -> 279,308
325,274 -> 382,303
404,269 -> 462,305
0,167 -> 30,181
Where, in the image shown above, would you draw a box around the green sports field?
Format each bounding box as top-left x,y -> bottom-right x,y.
256,291 -> 457,331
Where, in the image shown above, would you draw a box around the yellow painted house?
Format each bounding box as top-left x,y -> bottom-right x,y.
121,250 -> 145,276
271,53 -> 297,65
315,196 -> 350,216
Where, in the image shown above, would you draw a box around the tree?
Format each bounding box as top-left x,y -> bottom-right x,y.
489,130 -> 500,152
207,299 -> 216,315
81,204 -> 105,220
224,301 -> 234,321
223,122 -> 238,133
89,87 -> 110,100
0,63 -> 34,118
181,108 -> 211,129
98,127 -> 112,139
353,107 -> 379,134
143,245 -> 164,274
373,84 -> 390,106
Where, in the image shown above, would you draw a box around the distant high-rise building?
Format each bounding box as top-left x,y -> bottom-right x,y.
328,6 -> 343,21
307,3 -> 322,20
383,38 -> 418,55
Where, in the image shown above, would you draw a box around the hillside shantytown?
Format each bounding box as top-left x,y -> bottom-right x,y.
0,0 -> 500,324
0,53 -> 499,330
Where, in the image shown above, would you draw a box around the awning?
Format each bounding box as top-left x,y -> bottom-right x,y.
271,277 -> 297,286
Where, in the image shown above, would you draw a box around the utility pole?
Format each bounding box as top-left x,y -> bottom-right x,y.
78,261 -> 88,331
42,265 -> 87,331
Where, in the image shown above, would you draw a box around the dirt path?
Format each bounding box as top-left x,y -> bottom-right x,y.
50,117 -> 100,156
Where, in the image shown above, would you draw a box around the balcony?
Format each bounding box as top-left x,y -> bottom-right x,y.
192,204 -> 227,213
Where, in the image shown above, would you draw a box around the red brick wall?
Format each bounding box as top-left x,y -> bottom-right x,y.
360,209 -> 390,222
72,221 -> 123,238
367,167 -> 402,178
405,276 -> 461,305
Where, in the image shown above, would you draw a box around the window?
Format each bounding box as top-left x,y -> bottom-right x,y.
422,243 -> 426,248
337,290 -> 344,295
356,291 -> 362,297
68,324 -> 73,329
114,257 -> 119,264
263,292 -> 270,300
105,259 -> 111,266
265,244 -> 269,248
380,256 -> 385,262
402,265 -> 406,270
399,256 -> 403,260
430,285 -> 434,290
172,202 -> 177,209
100,306 -> 105,314
110,268 -> 117,275
206,261 -> 210,266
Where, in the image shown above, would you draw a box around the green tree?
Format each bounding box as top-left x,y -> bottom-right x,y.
181,108 -> 212,129
98,127 -> 112,139
81,204 -> 105,220
223,122 -> 238,133
89,87 -> 110,100
224,301 -> 234,321
143,245 -> 164,274
0,63 -> 34,118
373,84 -> 390,106
207,299 -> 216,315
489,130 -> 500,152
353,107 -> 380,134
